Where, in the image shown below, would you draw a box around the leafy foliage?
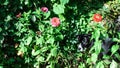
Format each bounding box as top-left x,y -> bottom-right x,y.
0,0 -> 120,68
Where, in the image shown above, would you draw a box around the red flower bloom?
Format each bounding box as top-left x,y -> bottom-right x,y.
93,14 -> 102,22
41,7 -> 48,12
51,17 -> 60,27
16,12 -> 21,18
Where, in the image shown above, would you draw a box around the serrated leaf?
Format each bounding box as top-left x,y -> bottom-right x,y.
53,4 -> 65,14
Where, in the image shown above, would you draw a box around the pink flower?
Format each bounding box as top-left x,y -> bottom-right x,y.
41,7 -> 48,12
51,17 -> 60,27
16,12 -> 21,18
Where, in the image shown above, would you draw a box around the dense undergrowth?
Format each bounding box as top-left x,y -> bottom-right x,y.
0,0 -> 120,68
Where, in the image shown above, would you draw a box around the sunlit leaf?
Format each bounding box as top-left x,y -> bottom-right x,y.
110,60 -> 118,68
31,15 -> 36,22
36,56 -> 45,62
111,45 -> 119,55
96,61 -> 104,68
36,37 -> 44,45
26,36 -> 33,45
44,11 -> 51,19
60,0 -> 69,5
53,3 -> 65,14
47,36 -> 54,44
91,53 -> 98,63
40,47 -> 48,52
32,50 -> 40,56
51,47 -> 57,57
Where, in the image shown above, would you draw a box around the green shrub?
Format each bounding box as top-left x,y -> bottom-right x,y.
0,0 -> 120,68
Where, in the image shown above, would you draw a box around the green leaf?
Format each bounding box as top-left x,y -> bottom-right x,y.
40,47 -> 48,52
103,55 -> 111,59
114,53 -> 120,61
36,56 -> 45,62
46,53 -> 52,61
47,36 -> 54,44
90,40 -> 102,54
3,0 -> 9,5
78,63 -> 85,68
32,50 -> 40,56
94,40 -> 102,54
44,11 -> 51,19
0,36 -> 4,44
113,38 -> 120,43
58,14 -> 65,21
0,28 -> 2,32
26,36 -> 33,45
5,15 -> 12,22
19,43 -> 27,53
111,45 -> 119,55
51,47 -> 57,57
50,62 -> 55,68
56,34 -> 64,41
94,29 -> 100,41
51,0 -> 55,2
91,53 -> 98,63
31,15 -> 36,22
60,0 -> 69,5
110,60 -> 118,68
0,66 -> 3,68
86,58 -> 91,64
96,61 -> 104,68
58,34 -> 64,40
25,0 -> 29,5
53,3 -> 65,14
38,24 -> 44,32
103,60 -> 111,65
36,37 -> 44,45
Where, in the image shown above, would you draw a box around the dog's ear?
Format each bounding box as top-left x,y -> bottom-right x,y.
77,34 -> 82,42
